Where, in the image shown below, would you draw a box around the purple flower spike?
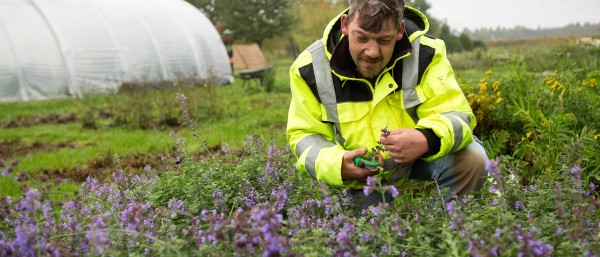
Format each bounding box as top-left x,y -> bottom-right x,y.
486,160 -> 500,178
445,201 -> 456,216
570,165 -> 581,174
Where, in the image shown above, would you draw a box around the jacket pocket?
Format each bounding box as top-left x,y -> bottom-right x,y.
386,89 -> 429,126
386,88 -> 429,110
321,102 -> 370,149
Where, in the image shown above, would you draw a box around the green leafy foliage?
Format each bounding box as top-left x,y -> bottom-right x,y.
149,134 -> 321,216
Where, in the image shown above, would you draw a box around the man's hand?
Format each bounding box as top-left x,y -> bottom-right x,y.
341,148 -> 382,182
380,128 -> 429,164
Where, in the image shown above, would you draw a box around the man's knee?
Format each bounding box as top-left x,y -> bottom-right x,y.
454,145 -> 488,193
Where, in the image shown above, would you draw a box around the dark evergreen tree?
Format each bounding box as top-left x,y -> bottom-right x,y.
438,24 -> 462,53
459,32 -> 474,51
186,0 -> 295,47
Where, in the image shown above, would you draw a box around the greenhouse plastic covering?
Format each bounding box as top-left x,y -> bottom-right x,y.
0,0 -> 233,102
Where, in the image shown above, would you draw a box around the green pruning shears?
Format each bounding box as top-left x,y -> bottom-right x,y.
353,126 -> 389,172
353,156 -> 382,172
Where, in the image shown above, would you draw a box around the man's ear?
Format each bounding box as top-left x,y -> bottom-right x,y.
396,20 -> 405,41
341,14 -> 349,36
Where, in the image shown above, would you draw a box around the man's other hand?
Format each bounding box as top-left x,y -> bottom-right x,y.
380,128 -> 428,164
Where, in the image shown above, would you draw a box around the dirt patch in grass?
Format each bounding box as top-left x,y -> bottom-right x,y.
38,153 -> 175,183
1,113 -> 77,128
38,146 -> 241,183
3,140 -> 243,185
0,139 -> 77,160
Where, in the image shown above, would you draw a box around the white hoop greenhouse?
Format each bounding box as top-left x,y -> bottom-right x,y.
0,0 -> 233,102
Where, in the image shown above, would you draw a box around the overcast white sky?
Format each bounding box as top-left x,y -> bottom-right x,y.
425,0 -> 600,31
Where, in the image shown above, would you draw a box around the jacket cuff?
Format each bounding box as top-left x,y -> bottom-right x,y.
417,128 -> 441,158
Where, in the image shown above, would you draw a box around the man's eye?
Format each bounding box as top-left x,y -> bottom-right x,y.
356,37 -> 368,43
377,39 -> 392,45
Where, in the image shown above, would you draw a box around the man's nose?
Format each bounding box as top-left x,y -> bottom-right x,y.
363,40 -> 380,59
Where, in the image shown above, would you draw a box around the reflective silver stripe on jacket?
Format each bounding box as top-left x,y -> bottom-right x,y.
304,140 -> 337,180
402,37 -> 422,124
307,40 -> 346,145
295,134 -> 329,157
441,111 -> 471,152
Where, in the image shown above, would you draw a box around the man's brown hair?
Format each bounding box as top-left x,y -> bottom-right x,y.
347,0 -> 405,32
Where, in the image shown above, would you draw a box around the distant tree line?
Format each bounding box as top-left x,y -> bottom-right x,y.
465,23 -> 600,41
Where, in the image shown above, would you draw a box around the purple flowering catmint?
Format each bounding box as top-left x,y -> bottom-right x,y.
126,223 -> 137,232
268,145 -> 277,158
489,246 -> 500,256
495,228 -> 502,239
41,201 -> 52,221
384,185 -> 399,198
491,199 -> 501,206
360,232 -> 371,241
371,205 -> 383,216
414,214 -> 420,223
363,186 -> 375,196
530,239 -> 554,256
212,189 -> 226,209
363,177 -> 377,196
333,214 -> 343,224
168,199 -> 187,215
570,165 -> 582,175
16,189 -> 42,214
515,201 -> 526,211
1,167 -> 9,177
335,230 -> 348,244
13,224 -> 37,257
486,159 -> 500,178
121,206 -> 133,226
366,176 -> 376,187
85,229 -> 108,254
445,201 -> 456,216
488,184 -> 499,194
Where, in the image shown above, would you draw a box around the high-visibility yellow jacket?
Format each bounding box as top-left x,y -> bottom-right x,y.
286,7 -> 475,188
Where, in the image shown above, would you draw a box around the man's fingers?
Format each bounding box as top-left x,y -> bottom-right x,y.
389,128 -> 408,135
375,152 -> 385,166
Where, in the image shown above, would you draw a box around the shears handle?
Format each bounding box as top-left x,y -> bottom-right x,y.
353,156 -> 380,168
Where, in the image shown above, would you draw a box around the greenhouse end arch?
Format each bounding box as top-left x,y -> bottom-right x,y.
0,0 -> 233,102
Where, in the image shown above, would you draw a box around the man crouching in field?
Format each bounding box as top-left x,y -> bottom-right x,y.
286,0 -> 488,210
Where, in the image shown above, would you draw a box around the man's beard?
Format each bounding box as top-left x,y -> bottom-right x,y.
356,55 -> 383,80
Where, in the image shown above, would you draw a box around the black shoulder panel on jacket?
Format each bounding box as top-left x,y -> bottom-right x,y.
298,63 -> 373,104
298,64 -> 321,103
418,44 -> 435,85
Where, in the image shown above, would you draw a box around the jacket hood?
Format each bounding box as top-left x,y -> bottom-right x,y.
321,6 -> 429,54
320,6 -> 430,79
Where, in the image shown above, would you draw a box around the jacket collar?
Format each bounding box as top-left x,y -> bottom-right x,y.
329,33 -> 412,79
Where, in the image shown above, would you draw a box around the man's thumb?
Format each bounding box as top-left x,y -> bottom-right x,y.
350,147 -> 367,157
